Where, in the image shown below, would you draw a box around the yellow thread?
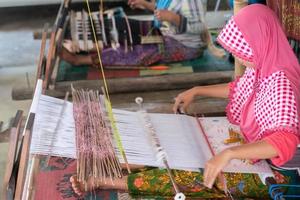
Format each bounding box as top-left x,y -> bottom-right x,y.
85,0 -> 130,172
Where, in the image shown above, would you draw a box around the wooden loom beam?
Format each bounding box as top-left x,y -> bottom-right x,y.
12,70 -> 233,100
2,110 -> 23,200
14,113 -> 35,200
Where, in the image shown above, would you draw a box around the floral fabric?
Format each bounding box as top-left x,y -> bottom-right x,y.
126,168 -> 287,199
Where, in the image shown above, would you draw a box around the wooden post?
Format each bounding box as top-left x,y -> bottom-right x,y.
233,0 -> 248,77
2,110 -> 23,200
15,113 -> 35,200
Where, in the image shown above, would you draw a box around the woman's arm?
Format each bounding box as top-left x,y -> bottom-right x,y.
203,140 -> 278,188
166,0 -> 206,34
173,83 -> 229,113
128,0 -> 156,11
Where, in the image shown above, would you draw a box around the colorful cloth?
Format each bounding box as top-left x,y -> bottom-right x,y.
127,168 -> 291,199
93,36 -> 201,67
216,5 -> 300,165
267,0 -> 300,41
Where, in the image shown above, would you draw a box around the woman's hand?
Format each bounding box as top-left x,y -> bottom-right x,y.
173,87 -> 197,113
154,9 -> 173,22
128,0 -> 146,9
203,149 -> 232,188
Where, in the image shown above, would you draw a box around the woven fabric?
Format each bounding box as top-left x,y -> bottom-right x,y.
267,0 -> 300,40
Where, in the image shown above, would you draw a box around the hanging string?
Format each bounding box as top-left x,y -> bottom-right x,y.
84,0 -> 131,173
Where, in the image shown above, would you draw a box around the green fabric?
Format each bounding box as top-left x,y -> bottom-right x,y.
56,49 -> 233,82
56,60 -> 89,81
127,168 -> 225,199
173,50 -> 233,72
140,66 -> 193,76
127,168 -> 275,199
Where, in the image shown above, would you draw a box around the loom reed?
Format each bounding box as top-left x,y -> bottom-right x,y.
72,89 -> 122,188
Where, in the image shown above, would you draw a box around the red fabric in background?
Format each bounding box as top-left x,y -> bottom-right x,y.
87,68 -> 139,80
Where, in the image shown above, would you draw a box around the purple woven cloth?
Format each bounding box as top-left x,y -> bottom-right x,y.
99,36 -> 201,67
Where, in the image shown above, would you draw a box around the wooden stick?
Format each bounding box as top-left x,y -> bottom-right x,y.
14,113 -> 35,200
2,110 -> 23,200
43,0 -> 70,90
36,23 -> 49,82
43,27 -> 57,91
24,155 -> 40,200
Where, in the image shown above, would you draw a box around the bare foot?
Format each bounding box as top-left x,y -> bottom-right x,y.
59,48 -> 93,66
202,28 -> 226,59
208,43 -> 226,59
70,174 -> 128,196
70,175 -> 85,196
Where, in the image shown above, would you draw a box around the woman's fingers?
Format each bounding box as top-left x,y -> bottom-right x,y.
154,10 -> 161,21
204,163 -> 219,188
173,92 -> 194,113
182,100 -> 191,112
173,96 -> 183,113
203,164 -> 210,186
203,150 -> 232,189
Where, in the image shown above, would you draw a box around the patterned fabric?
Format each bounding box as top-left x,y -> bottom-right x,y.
255,71 -> 299,138
267,0 -> 300,41
127,168 -> 287,199
226,67 -> 255,125
227,68 -> 299,140
93,36 -> 201,67
217,19 -> 254,62
34,156 -> 118,200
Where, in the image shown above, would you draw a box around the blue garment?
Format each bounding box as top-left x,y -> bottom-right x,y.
228,0 -> 266,9
153,0 -> 172,28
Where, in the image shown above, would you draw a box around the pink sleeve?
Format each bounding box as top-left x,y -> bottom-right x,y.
263,131 -> 299,166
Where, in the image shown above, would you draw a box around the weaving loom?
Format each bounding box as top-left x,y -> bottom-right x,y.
29,89 -> 276,178
69,7 -> 163,53
70,8 -> 132,52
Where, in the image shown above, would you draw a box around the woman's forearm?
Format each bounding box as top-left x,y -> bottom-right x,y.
193,83 -> 230,99
167,13 -> 181,27
226,140 -> 278,160
143,0 -> 156,11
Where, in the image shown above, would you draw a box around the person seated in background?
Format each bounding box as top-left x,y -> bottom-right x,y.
60,0 -> 225,68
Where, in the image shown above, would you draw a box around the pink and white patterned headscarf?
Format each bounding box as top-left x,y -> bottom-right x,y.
218,18 -> 254,62
217,4 -> 300,141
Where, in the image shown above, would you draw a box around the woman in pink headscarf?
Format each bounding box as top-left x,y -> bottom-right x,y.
174,3 -> 300,188
70,4 -> 299,199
